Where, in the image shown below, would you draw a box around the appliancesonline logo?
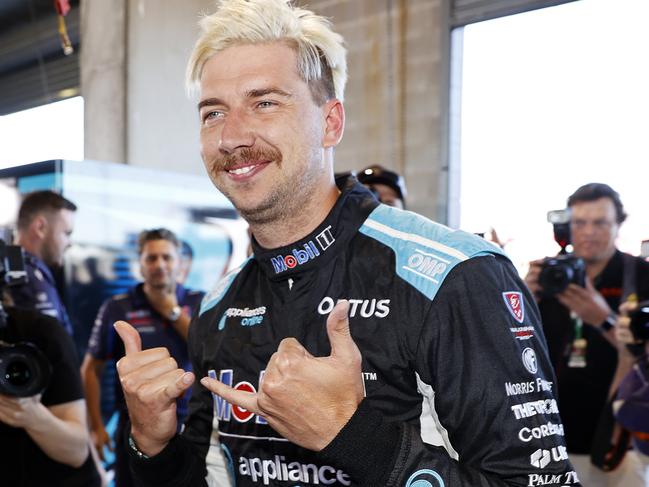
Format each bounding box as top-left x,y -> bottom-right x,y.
270,226 -> 335,274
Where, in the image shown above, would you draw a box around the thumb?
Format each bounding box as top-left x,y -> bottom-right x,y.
113,320 -> 142,355
326,300 -> 359,360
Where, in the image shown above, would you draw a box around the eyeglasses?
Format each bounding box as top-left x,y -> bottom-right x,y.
570,219 -> 615,231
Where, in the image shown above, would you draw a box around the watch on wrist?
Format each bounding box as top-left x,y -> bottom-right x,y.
601,313 -> 617,332
128,433 -> 150,460
168,305 -> 182,322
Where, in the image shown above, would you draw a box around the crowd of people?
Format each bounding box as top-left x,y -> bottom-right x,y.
1,1 -> 648,487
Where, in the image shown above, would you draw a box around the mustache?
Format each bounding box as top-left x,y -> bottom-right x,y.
212,147 -> 283,171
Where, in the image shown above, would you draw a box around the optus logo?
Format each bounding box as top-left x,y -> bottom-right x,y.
317,297 -> 390,318
270,226 -> 335,274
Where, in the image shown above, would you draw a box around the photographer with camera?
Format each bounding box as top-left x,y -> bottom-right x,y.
612,300 -> 649,484
1,242 -> 100,486
8,190 -> 76,336
525,183 -> 649,486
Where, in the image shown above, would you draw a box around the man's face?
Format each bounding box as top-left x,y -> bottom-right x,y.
570,197 -> 619,264
366,183 -> 403,209
198,42 -> 336,225
41,209 -> 75,267
140,239 -> 180,290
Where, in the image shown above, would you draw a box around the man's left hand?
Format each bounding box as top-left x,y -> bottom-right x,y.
557,279 -> 611,326
200,300 -> 365,451
0,393 -> 45,429
146,287 -> 178,319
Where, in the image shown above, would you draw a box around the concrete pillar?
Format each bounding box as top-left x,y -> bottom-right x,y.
81,0 -> 127,164
126,0 -> 212,176
312,0 -> 451,222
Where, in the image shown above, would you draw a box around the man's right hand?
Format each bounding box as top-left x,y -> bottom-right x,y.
114,320 -> 195,457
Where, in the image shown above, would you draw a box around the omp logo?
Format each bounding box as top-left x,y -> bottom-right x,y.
238,455 -> 350,486
404,469 -> 445,487
519,422 -> 565,442
530,446 -> 568,469
522,347 -> 538,374
223,306 -> 267,327
403,249 -> 448,284
511,399 -> 559,420
270,226 -> 335,274
317,297 -> 390,318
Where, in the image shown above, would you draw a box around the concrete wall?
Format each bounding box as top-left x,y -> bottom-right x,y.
126,0 -> 212,176
82,0 -> 450,221
310,0 -> 450,220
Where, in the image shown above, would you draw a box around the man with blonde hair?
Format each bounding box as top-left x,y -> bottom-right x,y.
115,1 -> 579,486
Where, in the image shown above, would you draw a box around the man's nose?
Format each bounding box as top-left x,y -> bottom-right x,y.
219,108 -> 254,154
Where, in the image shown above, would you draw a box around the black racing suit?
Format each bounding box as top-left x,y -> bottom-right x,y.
130,179 -> 580,486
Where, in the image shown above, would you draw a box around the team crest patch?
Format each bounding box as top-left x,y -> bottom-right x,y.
502,291 -> 524,323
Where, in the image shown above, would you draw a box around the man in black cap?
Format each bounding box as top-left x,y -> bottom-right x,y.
356,164 -> 407,209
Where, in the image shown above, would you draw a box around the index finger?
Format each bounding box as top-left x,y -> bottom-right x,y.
114,321 -> 142,355
200,376 -> 260,415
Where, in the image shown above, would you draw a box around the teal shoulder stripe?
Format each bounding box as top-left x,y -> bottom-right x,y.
199,257 -> 251,316
359,205 -> 505,301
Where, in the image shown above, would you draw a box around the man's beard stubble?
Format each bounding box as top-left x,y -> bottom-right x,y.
206,146 -> 296,225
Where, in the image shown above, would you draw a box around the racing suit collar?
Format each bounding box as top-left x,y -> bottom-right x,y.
252,176 -> 379,279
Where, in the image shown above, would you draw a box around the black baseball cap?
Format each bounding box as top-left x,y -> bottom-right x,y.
357,165 -> 407,202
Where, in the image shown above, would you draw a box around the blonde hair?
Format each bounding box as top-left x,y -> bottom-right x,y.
186,0 -> 347,103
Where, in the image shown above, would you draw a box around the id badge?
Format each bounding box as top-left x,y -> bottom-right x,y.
568,338 -> 587,368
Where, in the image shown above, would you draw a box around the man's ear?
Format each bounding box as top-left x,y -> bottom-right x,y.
31,214 -> 48,240
322,99 -> 345,148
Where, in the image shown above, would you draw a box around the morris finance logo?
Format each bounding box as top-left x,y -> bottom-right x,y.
270,226 -> 335,274
530,446 -> 568,469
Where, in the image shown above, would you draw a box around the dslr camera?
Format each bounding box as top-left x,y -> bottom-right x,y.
0,239 -> 52,397
629,301 -> 649,342
538,209 -> 586,297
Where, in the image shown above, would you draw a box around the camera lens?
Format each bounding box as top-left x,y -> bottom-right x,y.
0,342 -> 51,397
539,261 -> 572,295
5,359 -> 32,386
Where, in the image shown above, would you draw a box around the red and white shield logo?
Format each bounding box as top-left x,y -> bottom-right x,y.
503,291 -> 524,323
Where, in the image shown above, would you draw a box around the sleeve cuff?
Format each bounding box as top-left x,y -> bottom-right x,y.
317,399 -> 402,485
128,434 -> 192,485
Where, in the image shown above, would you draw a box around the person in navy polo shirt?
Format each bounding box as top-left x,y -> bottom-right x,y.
81,228 -> 204,487
9,190 -> 76,335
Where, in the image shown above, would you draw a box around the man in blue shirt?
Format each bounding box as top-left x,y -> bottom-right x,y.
8,190 -> 76,335
81,228 -> 204,487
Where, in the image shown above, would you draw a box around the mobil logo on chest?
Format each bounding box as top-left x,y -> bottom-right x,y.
209,369 -> 267,424
270,226 -> 335,274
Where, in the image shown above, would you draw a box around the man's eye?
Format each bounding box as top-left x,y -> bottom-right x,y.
203,111 -> 223,122
257,101 -> 276,108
